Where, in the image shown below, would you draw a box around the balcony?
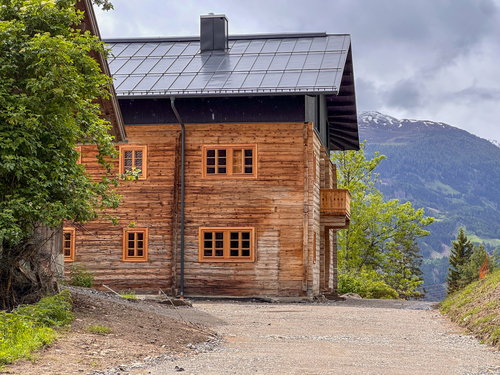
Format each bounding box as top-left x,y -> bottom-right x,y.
320,189 -> 351,228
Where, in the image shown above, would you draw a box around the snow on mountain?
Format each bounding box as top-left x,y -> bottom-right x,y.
489,139 -> 500,148
359,111 -> 451,130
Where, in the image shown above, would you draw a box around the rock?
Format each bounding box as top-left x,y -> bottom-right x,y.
341,293 -> 363,299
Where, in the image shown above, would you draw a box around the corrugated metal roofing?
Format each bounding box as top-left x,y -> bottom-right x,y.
105,33 -> 351,97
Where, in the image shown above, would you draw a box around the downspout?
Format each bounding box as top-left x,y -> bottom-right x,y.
170,97 -> 185,298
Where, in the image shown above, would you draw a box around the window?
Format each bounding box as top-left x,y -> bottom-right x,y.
202,145 -> 257,178
199,227 -> 255,262
75,147 -> 82,164
123,228 -> 148,262
119,146 -> 148,179
63,228 -> 75,262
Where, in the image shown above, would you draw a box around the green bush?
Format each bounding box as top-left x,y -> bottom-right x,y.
0,291 -> 74,367
338,271 -> 399,299
68,264 -> 95,288
15,290 -> 74,327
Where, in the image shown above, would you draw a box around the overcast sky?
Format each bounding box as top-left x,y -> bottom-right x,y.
95,0 -> 500,142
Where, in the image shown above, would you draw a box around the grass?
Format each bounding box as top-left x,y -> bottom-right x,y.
440,270 -> 500,348
119,290 -> 137,300
0,290 -> 74,367
86,325 -> 113,335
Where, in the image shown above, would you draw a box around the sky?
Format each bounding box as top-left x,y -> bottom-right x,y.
94,0 -> 500,142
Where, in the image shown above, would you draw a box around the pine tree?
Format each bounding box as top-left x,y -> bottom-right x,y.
446,228 -> 473,293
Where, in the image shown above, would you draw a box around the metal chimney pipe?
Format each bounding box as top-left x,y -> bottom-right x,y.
200,14 -> 228,52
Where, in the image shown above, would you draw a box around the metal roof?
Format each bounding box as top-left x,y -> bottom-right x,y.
105,33 -> 351,98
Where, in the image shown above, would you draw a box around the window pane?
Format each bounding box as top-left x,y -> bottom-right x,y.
218,167 -> 226,174
230,240 -> 239,248
230,232 -> 239,240
125,159 -> 132,167
215,241 -> 224,248
215,232 -> 224,239
245,157 -> 252,165
129,249 -> 134,256
230,249 -> 239,257
204,241 -> 212,248
244,167 -> 252,174
135,150 -> 143,159
242,241 -> 250,248
204,249 -> 212,256
64,233 -> 71,240
137,241 -> 143,249
215,249 -> 224,257
218,158 -> 226,166
64,248 -> 71,256
204,232 -> 212,240
218,150 -> 226,157
137,233 -> 143,241
129,233 -> 134,240
242,249 -> 250,257
137,249 -> 143,256
244,149 -> 252,157
125,150 -> 132,158
242,232 -> 250,240
135,158 -> 142,168
207,149 -> 215,157
207,167 -> 215,174
128,241 -> 134,248
206,158 -> 215,165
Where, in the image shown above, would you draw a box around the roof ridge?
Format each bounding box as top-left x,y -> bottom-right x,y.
103,32 -> 350,44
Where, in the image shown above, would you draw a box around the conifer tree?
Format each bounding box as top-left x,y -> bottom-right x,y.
446,228 -> 473,293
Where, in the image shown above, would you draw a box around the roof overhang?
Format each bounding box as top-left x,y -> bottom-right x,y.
77,0 -> 126,142
327,46 -> 359,151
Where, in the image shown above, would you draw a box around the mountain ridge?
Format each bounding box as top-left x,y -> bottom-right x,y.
357,111 -> 500,285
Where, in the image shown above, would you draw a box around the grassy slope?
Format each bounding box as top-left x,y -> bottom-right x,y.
440,271 -> 500,347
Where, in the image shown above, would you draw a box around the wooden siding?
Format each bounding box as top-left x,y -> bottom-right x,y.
67,128 -> 180,292
68,121 -> 340,297
68,123 -> 320,296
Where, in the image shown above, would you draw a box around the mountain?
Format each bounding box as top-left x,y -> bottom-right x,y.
358,111 -> 500,285
490,139 -> 500,148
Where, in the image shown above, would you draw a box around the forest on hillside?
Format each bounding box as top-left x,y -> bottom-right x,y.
358,113 -> 500,288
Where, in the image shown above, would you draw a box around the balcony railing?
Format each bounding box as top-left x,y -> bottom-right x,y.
320,189 -> 351,218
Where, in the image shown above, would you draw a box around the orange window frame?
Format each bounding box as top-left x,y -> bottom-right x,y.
123,228 -> 148,262
119,146 -> 148,179
199,227 -> 255,262
202,145 -> 257,178
63,228 -> 75,262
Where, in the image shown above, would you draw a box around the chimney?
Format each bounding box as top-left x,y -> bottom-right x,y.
200,13 -> 228,52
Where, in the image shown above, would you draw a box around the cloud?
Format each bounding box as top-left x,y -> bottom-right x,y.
94,0 -> 500,141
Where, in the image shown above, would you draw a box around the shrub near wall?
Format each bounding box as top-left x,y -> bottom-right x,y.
0,291 -> 74,366
338,271 -> 399,299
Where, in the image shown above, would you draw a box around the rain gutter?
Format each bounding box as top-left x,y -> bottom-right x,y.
170,97 -> 185,298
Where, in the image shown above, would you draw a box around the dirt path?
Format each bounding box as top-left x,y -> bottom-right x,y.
145,299 -> 500,375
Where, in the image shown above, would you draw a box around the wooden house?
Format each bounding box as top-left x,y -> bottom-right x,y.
66,13 -> 359,298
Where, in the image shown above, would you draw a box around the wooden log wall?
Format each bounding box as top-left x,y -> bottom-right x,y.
68,121 -> 334,297
67,127 -> 180,292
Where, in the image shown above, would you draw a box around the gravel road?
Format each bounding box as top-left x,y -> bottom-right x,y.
135,299 -> 500,375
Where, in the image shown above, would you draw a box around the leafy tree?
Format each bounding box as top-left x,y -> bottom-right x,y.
446,228 -> 473,293
332,144 -> 434,298
0,0 -> 119,309
457,244 -> 497,282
